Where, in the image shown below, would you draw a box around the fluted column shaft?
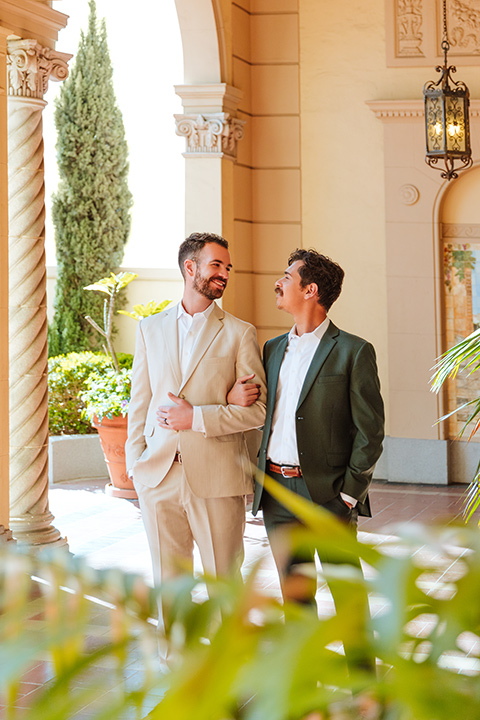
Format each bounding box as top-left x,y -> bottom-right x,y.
7,39 -> 70,547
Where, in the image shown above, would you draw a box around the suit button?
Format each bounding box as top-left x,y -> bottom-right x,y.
297,416 -> 304,420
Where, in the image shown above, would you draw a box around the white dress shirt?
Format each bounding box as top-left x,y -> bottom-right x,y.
176,301 -> 214,432
267,317 -> 356,507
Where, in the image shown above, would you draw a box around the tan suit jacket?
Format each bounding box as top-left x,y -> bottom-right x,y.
125,302 -> 266,498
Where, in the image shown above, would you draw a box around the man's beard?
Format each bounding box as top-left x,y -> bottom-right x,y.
193,268 -> 226,300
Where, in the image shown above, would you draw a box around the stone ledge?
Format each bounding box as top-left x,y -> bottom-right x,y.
49,434 -> 108,484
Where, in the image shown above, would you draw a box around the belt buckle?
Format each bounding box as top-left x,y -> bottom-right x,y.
280,466 -> 290,478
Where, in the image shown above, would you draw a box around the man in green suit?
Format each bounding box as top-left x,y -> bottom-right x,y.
243,248 -> 384,667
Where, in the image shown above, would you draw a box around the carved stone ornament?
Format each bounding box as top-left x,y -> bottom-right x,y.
399,183 -> 420,204
397,0 -> 424,58
448,0 -> 480,56
174,113 -> 245,160
388,0 -> 480,66
7,39 -> 70,99
442,223 -> 480,238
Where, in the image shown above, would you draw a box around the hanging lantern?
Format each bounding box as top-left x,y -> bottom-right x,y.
423,0 -> 472,181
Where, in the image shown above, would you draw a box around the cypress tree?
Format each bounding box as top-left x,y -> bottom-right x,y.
48,0 -> 132,355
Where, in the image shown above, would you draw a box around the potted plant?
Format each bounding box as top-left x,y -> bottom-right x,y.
82,272 -> 169,498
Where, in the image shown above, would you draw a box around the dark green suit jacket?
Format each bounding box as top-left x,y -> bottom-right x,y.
253,321 -> 385,518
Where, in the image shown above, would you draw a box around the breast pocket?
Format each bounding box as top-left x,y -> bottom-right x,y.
315,374 -> 347,385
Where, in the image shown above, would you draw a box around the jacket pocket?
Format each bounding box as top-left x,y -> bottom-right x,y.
327,452 -> 349,467
143,423 -> 154,438
315,374 -> 346,385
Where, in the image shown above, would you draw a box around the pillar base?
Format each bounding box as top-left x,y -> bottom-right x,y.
10,511 -> 68,548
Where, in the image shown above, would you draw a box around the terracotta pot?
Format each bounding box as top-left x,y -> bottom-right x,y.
92,414 -> 137,500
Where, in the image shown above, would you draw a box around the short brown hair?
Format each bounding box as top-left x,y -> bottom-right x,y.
178,232 -> 229,278
288,248 -> 344,310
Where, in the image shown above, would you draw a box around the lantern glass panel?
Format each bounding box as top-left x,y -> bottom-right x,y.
425,95 -> 444,153
445,94 -> 467,153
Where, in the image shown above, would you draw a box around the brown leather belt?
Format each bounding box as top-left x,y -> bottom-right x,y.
266,460 -> 302,478
174,451 -> 182,464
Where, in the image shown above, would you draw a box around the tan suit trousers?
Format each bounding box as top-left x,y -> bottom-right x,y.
135,462 -> 246,589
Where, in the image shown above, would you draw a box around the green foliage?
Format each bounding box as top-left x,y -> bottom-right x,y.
84,271 -> 138,297
2,478 -> 480,719
48,352 -> 111,434
84,271 -> 138,373
80,367 -> 132,421
118,299 -> 171,321
48,351 -> 133,434
432,328 -> 480,522
48,0 -> 133,356
0,547 -> 162,720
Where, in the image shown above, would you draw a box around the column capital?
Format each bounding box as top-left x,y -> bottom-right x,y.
174,83 -> 243,114
7,38 -> 71,99
174,112 -> 245,161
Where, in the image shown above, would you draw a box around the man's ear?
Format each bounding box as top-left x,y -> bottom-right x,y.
184,258 -> 195,279
304,282 -> 318,300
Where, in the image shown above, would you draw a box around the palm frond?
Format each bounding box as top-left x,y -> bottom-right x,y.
431,327 -> 480,392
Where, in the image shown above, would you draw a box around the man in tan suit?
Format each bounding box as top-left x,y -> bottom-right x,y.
125,232 -> 266,626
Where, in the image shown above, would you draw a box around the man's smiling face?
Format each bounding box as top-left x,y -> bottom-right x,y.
192,242 -> 232,300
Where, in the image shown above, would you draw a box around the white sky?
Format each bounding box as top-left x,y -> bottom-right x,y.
44,0 -> 185,269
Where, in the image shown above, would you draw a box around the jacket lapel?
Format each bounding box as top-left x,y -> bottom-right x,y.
178,302 -> 224,393
296,321 -> 339,408
160,305 -> 182,388
265,334 -> 289,420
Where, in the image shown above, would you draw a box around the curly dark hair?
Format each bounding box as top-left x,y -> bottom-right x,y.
288,248 -> 344,311
178,232 -> 229,278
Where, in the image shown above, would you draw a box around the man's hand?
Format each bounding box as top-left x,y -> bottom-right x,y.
157,393 -> 193,431
227,373 -> 261,407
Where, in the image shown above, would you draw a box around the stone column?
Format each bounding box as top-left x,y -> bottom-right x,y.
174,84 -> 245,313
7,39 -> 70,547
0,27 -> 13,545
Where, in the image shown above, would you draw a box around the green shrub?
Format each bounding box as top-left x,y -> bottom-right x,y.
81,367 -> 132,422
48,352 -> 133,434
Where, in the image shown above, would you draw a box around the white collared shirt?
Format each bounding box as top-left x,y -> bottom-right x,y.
176,301 -> 215,432
267,318 -> 330,465
267,317 -> 356,507
177,300 -> 214,373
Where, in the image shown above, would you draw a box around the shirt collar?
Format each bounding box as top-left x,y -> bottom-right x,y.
177,300 -> 215,321
288,317 -> 330,343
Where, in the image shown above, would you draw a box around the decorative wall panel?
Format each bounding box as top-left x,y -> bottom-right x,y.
387,0 -> 480,65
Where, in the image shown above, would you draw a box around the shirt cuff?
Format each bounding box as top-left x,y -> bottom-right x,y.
192,406 -> 206,433
340,492 -> 357,508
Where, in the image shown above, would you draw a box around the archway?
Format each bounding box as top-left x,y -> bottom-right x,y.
437,165 -> 480,482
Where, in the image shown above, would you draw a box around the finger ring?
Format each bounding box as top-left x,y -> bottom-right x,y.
164,418 -> 168,425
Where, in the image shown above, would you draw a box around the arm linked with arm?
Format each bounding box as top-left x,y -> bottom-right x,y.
200,324 -> 266,437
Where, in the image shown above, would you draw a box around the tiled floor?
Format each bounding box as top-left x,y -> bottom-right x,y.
0,479 -> 476,718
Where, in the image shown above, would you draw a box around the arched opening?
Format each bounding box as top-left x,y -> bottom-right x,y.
439,165 -> 480,442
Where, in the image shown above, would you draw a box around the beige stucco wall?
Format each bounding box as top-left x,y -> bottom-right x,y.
299,0 -> 480,444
